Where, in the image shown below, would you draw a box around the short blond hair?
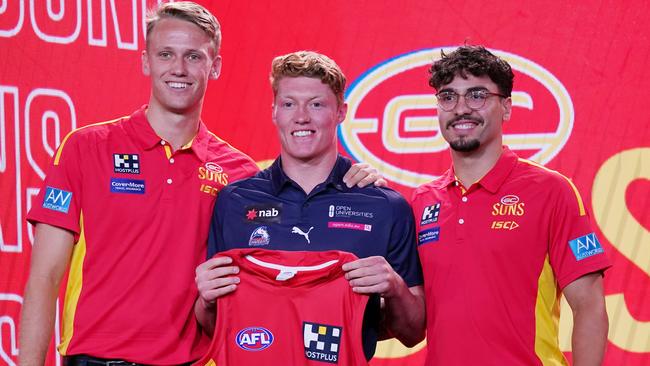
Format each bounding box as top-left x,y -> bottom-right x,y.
145,1 -> 221,52
270,51 -> 346,105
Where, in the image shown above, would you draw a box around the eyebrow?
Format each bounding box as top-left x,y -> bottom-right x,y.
437,86 -> 490,94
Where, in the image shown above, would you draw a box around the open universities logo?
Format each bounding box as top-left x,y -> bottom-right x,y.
339,47 -> 574,187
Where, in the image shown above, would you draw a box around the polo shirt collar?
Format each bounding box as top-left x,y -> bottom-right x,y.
477,146 -> 518,193
440,146 -> 518,193
270,154 -> 351,195
126,105 -> 211,162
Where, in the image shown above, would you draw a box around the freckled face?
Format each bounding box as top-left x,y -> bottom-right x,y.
272,77 -> 347,163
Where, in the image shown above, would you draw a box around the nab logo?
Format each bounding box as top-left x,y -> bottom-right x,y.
569,232 -> 604,261
236,327 -> 274,351
339,47 -> 574,187
42,186 -> 72,213
245,204 -> 281,223
420,203 -> 440,226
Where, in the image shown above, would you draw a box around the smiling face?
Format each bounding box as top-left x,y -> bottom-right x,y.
142,17 -> 221,116
273,76 -> 347,165
436,73 -> 512,154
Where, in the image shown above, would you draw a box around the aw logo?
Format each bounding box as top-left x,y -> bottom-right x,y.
339,47 -> 574,187
42,186 -> 72,213
236,327 -> 274,351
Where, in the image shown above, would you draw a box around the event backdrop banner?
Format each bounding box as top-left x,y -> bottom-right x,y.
1,1 -> 649,365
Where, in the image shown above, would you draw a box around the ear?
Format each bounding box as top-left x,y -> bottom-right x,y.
502,97 -> 512,121
142,50 -> 151,76
336,102 -> 348,125
210,55 -> 222,80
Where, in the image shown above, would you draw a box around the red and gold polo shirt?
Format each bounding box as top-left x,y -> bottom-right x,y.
27,106 -> 259,364
411,146 -> 610,366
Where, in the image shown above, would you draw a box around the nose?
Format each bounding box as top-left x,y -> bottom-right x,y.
452,95 -> 473,115
295,105 -> 310,123
170,56 -> 187,76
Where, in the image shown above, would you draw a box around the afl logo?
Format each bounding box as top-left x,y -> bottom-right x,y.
205,162 -> 223,173
236,327 -> 274,351
500,195 -> 520,205
339,47 -> 574,188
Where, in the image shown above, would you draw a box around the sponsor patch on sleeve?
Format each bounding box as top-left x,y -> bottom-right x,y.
418,227 -> 440,245
42,186 -> 73,213
568,232 -> 604,261
110,178 -> 145,194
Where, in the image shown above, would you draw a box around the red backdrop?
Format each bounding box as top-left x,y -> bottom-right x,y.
1,1 -> 649,365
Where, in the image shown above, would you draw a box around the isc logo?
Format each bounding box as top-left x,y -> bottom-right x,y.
236,327 -> 274,351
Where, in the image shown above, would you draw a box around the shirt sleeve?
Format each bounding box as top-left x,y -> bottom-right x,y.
386,190 -> 424,287
26,130 -> 84,241
548,176 -> 611,289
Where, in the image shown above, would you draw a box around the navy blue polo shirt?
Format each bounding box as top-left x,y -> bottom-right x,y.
208,155 -> 422,286
207,155 -> 423,357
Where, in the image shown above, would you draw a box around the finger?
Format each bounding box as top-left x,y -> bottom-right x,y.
202,282 -> 239,302
351,282 -> 390,295
198,276 -> 240,300
356,173 -> 378,188
342,164 -> 365,186
373,177 -> 388,187
342,256 -> 383,271
196,265 -> 239,284
196,256 -> 233,273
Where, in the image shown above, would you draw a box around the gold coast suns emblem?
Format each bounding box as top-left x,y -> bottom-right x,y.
339,47 -> 574,188
198,162 -> 229,196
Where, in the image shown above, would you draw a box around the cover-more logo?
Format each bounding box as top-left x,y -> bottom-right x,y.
339,47 -> 574,187
303,322 -> 342,364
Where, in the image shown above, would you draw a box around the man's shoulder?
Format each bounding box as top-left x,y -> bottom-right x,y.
59,115 -> 129,149
221,169 -> 273,195
411,175 -> 448,201
513,158 -> 578,190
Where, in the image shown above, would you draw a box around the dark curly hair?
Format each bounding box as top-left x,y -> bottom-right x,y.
428,45 -> 514,97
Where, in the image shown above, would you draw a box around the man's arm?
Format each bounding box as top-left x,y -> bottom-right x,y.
342,257 -> 426,347
194,256 -> 240,336
19,223 -> 74,366
563,272 -> 608,366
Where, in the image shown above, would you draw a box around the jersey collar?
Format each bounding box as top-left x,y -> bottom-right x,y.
126,105 -> 211,162
438,146 -> 518,193
270,154 -> 351,195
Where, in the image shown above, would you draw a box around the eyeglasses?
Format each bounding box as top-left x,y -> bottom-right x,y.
435,89 -> 507,111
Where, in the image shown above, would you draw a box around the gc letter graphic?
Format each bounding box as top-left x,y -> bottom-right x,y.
339,47 -> 574,188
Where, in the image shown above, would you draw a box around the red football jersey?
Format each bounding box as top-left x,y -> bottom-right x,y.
194,248 -> 369,366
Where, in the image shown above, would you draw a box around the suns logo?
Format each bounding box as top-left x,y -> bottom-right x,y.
338,47 -> 574,187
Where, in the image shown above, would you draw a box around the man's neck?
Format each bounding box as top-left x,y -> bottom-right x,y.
281,151 -> 338,195
146,104 -> 201,151
450,143 -> 503,188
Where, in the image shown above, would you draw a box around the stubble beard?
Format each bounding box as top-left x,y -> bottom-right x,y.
449,137 -> 480,152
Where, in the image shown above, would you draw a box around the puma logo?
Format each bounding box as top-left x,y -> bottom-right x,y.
291,226 -> 314,244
